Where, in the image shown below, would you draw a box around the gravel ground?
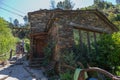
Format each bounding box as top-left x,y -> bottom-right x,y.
0,57 -> 48,80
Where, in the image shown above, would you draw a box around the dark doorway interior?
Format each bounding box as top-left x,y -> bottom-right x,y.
32,33 -> 48,58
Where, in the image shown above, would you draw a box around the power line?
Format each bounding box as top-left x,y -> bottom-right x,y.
0,6 -> 24,17
1,1 -> 26,15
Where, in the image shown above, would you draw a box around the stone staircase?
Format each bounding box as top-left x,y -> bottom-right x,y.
29,58 -> 45,68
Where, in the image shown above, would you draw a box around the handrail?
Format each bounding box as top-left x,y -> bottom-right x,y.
78,67 -> 120,80
61,63 -> 120,80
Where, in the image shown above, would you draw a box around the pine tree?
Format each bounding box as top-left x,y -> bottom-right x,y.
50,0 -> 56,9
23,16 -> 28,25
57,0 -> 74,10
116,0 -> 120,4
94,0 -> 104,4
14,19 -> 19,27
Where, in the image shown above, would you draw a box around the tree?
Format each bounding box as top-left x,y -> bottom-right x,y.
13,19 -> 19,27
50,0 -> 56,9
57,0 -> 74,10
94,0 -> 100,4
0,17 -> 17,60
94,0 -> 104,4
113,21 -> 120,29
108,12 -> 117,22
116,0 -> 120,4
89,33 -> 120,74
116,14 -> 120,21
23,16 -> 28,25
93,0 -> 114,10
57,1 -> 63,9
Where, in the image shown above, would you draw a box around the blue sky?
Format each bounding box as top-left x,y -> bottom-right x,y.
0,0 -> 116,24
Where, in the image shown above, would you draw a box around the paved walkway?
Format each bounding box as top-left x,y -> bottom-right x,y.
0,56 -> 48,80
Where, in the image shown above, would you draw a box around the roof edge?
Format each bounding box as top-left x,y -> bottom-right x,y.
94,9 -> 119,32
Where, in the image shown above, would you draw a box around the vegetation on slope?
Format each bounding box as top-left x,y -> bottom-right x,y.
0,17 -> 17,61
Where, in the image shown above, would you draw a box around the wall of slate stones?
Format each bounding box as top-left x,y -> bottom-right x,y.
28,10 -> 117,62
28,11 -> 52,33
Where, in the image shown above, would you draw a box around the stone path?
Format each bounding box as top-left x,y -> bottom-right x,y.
0,56 -> 48,80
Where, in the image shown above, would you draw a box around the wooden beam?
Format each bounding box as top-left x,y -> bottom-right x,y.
34,36 -> 47,39
69,22 -> 109,33
30,32 -> 48,37
12,27 -> 30,30
94,11 -> 119,32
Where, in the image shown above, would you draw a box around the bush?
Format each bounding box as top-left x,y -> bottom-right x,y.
24,38 -> 30,52
0,18 -> 17,61
89,32 -> 120,74
60,71 -> 73,80
61,49 -> 76,66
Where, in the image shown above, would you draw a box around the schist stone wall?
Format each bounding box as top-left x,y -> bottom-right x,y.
28,9 -> 118,62
48,23 -> 75,61
29,10 -> 116,33
28,11 -> 52,33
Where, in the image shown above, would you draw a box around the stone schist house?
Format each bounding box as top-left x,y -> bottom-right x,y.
28,9 -> 118,70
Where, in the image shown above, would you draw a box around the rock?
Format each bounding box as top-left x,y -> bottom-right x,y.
0,74 -> 8,80
5,77 -> 18,80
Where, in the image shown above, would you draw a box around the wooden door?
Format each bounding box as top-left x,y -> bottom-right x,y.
31,32 -> 48,58
35,39 -> 46,58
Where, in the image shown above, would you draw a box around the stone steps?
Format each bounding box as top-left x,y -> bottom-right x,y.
29,58 -> 45,68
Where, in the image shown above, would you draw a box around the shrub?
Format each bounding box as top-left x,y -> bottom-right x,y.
89,32 -> 120,74
24,38 -> 30,52
0,18 -> 17,61
60,71 -> 73,80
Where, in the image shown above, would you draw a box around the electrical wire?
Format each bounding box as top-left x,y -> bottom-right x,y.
0,6 -> 24,17
1,1 -> 26,15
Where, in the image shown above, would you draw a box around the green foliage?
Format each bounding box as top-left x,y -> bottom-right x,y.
110,13 -> 120,29
108,13 -> 117,22
24,38 -> 30,52
112,32 -> 120,44
43,42 -> 55,66
10,18 -> 30,39
57,0 -> 74,10
113,21 -> 120,30
61,49 -> 75,66
116,14 -> 120,21
72,30 -> 120,74
88,0 -> 114,10
82,1 -> 120,29
73,29 -> 80,45
23,16 -> 28,25
108,13 -> 120,22
89,32 -> 120,74
116,66 -> 120,76
13,19 -> 19,26
0,17 -> 17,60
60,71 -> 73,80
12,28 -> 30,39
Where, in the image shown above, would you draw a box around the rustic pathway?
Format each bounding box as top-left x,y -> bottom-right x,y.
0,56 -> 48,80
